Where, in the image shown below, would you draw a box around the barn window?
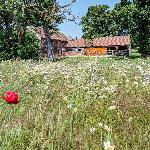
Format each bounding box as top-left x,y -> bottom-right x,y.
78,49 -> 82,52
118,46 -> 127,50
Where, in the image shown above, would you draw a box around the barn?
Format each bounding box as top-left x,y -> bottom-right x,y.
64,36 -> 131,56
35,27 -> 69,56
33,27 -> 131,57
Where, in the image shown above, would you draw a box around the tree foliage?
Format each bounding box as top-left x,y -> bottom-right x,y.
133,0 -> 150,57
81,5 -> 110,39
81,2 -> 136,39
0,29 -> 41,61
0,0 -> 41,60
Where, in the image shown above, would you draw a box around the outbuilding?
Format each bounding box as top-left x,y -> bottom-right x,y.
65,36 -> 131,56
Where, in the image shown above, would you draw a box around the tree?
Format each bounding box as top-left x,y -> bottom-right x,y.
112,3 -> 138,47
81,5 -> 111,39
120,0 -> 131,6
22,0 -> 76,61
81,3 -> 136,39
133,0 -> 150,57
0,0 -> 41,60
0,0 -> 76,61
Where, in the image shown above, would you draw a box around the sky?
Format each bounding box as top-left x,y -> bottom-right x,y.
58,0 -> 118,38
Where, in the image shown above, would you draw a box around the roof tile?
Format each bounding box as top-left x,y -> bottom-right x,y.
66,36 -> 130,48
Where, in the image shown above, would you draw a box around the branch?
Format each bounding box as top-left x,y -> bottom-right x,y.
59,0 -> 76,9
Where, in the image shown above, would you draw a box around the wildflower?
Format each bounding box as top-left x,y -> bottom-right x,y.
128,117 -> 133,123
137,65 -> 144,75
103,80 -> 107,85
133,81 -> 138,86
63,96 -> 68,100
112,100 -> 116,104
104,85 -> 116,94
73,107 -> 77,113
142,73 -> 150,84
67,103 -> 73,108
99,95 -> 107,99
104,125 -> 111,132
103,141 -> 115,150
108,106 -> 116,111
89,127 -> 96,133
98,122 -> 103,128
2,91 -> 19,104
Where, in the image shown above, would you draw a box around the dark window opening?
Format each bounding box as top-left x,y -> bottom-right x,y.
108,47 -> 116,50
118,46 -> 127,50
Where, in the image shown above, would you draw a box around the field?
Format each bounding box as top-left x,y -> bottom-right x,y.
0,57 -> 150,150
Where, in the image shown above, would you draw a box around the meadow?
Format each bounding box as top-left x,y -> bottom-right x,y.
0,57 -> 150,150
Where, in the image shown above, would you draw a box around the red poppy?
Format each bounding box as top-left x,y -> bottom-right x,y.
2,91 -> 19,104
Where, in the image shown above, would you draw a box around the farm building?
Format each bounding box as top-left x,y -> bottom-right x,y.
64,36 -> 131,56
33,27 -> 131,57
34,27 -> 69,56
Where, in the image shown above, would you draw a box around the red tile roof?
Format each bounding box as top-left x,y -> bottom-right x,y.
35,28 -> 68,41
66,36 -> 130,48
66,38 -> 85,48
51,33 -> 69,42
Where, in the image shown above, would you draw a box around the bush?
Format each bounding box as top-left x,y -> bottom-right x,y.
0,29 -> 19,60
17,31 -> 41,60
0,29 -> 41,61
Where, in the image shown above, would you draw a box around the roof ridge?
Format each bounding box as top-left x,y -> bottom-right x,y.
66,36 -> 131,48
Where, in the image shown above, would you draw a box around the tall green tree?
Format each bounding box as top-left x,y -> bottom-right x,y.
22,0 -> 76,61
133,0 -> 150,57
81,5 -> 111,39
120,0 -> 131,6
81,3 -> 135,39
112,3 -> 138,47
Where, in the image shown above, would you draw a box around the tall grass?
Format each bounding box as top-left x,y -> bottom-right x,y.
0,57 -> 150,149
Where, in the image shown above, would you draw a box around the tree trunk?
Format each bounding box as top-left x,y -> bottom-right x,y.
17,25 -> 26,45
44,26 -> 55,61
